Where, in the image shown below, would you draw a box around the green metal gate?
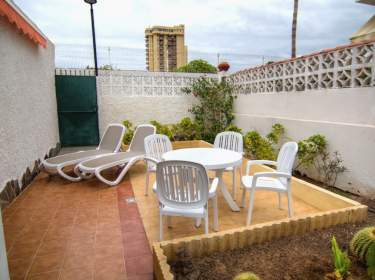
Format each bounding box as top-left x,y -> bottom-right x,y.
55,75 -> 99,147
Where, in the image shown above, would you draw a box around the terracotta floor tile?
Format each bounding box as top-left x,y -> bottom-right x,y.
37,238 -> 67,256
60,267 -> 94,280
8,240 -> 40,260
122,230 -> 147,243
94,270 -> 127,280
123,240 -> 151,259
94,244 -> 124,259
27,271 -> 60,280
62,253 -> 95,271
28,252 -> 64,275
121,220 -> 144,233
127,274 -> 154,280
125,254 -> 153,275
8,257 -> 33,280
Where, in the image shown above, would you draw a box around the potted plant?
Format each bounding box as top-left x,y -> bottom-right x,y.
218,61 -> 230,72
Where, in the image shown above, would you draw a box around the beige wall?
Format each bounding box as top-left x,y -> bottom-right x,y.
234,88 -> 375,197
0,16 -> 59,191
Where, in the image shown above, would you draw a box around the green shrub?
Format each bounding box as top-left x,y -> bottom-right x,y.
171,117 -> 201,141
182,77 -> 236,143
122,120 -> 134,145
176,59 -> 217,73
350,227 -> 375,279
297,134 -> 327,169
233,272 -> 260,280
244,131 -> 276,160
150,120 -> 174,140
225,124 -> 243,134
266,123 -> 285,145
331,236 -> 351,279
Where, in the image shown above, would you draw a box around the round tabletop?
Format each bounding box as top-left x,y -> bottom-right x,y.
162,148 -> 242,170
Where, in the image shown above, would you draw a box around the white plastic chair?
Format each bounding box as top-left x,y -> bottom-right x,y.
144,134 -> 173,195
241,142 -> 298,225
151,160 -> 219,241
214,131 -> 243,199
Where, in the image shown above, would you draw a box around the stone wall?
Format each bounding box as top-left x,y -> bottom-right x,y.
0,16 -> 59,206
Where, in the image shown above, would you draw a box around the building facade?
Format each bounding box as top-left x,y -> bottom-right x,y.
145,24 -> 188,72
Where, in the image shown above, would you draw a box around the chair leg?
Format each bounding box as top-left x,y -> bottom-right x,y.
159,212 -> 163,241
232,168 -> 236,200
287,190 -> 294,217
167,216 -> 172,228
195,218 -> 201,228
212,195 -> 219,231
241,187 -> 247,208
246,188 -> 256,226
278,193 -> 282,209
204,211 -> 209,235
145,169 -> 150,196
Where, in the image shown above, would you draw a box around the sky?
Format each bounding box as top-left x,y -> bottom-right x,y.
13,0 -> 374,71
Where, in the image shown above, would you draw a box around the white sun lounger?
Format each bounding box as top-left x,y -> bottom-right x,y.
41,124 -> 125,182
76,124 -> 156,186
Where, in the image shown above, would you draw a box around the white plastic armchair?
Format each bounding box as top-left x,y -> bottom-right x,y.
143,134 -> 173,195
214,131 -> 243,199
241,142 -> 298,225
155,160 -> 219,241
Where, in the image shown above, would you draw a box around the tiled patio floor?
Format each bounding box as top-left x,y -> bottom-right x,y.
2,160 -> 320,280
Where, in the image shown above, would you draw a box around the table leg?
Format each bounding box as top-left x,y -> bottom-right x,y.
216,170 -> 240,212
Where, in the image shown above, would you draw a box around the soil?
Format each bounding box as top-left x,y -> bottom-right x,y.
169,213 -> 375,280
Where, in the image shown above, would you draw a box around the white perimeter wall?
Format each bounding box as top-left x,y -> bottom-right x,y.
234,88 -> 375,197
96,70 -> 216,135
0,16 -> 59,192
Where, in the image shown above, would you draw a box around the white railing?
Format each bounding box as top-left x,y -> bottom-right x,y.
228,40 -> 375,94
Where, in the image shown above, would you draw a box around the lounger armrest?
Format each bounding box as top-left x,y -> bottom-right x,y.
144,156 -> 160,165
245,160 -> 277,175
209,177 -> 219,197
252,171 -> 291,187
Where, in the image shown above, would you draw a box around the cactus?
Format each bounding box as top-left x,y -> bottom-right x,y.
350,227 -> 375,262
350,227 -> 375,280
233,272 -> 260,280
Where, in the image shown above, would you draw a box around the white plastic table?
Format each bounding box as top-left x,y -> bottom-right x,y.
162,148 -> 242,212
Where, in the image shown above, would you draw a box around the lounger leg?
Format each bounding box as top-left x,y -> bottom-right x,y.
287,189 -> 294,217
278,193 -> 282,209
145,169 -> 150,196
212,195 -> 219,231
204,211 -> 209,235
241,187 -> 246,208
159,212 -> 163,241
246,188 -> 256,226
57,164 -> 82,182
232,168 -> 236,200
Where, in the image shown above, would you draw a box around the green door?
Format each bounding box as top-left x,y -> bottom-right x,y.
55,75 -> 99,147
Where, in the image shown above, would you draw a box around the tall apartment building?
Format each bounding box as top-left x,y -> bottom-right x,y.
145,24 -> 188,72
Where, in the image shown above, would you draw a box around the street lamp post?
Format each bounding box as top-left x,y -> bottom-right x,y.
84,0 -> 98,76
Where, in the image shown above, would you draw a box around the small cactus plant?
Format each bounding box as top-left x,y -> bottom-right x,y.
233,272 -> 260,280
350,226 -> 375,279
350,227 -> 375,262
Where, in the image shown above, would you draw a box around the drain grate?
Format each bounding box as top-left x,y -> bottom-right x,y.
125,197 -> 136,204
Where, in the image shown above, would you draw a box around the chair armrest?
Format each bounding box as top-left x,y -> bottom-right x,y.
245,160 -> 277,175
209,177 -> 219,197
144,156 -> 160,165
252,171 -> 291,187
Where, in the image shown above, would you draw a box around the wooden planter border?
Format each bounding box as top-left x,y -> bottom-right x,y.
153,205 -> 368,280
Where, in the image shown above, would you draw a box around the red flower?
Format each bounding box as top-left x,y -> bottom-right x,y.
218,62 -> 230,72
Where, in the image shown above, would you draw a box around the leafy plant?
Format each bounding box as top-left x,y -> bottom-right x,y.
350,227 -> 375,280
233,272 -> 260,280
171,117 -> 201,141
297,134 -> 327,169
122,120 -> 134,145
182,77 -> 236,143
330,236 -> 351,279
244,131 -> 276,160
315,151 -> 347,187
150,120 -> 174,140
225,124 -> 243,134
266,123 -> 285,145
177,59 -> 217,73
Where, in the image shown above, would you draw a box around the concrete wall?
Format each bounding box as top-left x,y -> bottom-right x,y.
234,87 -> 375,197
0,16 -> 59,192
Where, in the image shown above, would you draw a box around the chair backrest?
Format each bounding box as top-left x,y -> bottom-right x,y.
98,124 -> 126,152
156,160 -> 209,209
128,124 -> 156,153
144,134 -> 173,166
214,131 -> 243,153
276,142 -> 298,174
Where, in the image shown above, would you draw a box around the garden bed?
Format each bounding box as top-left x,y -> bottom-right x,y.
169,220 -> 372,280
